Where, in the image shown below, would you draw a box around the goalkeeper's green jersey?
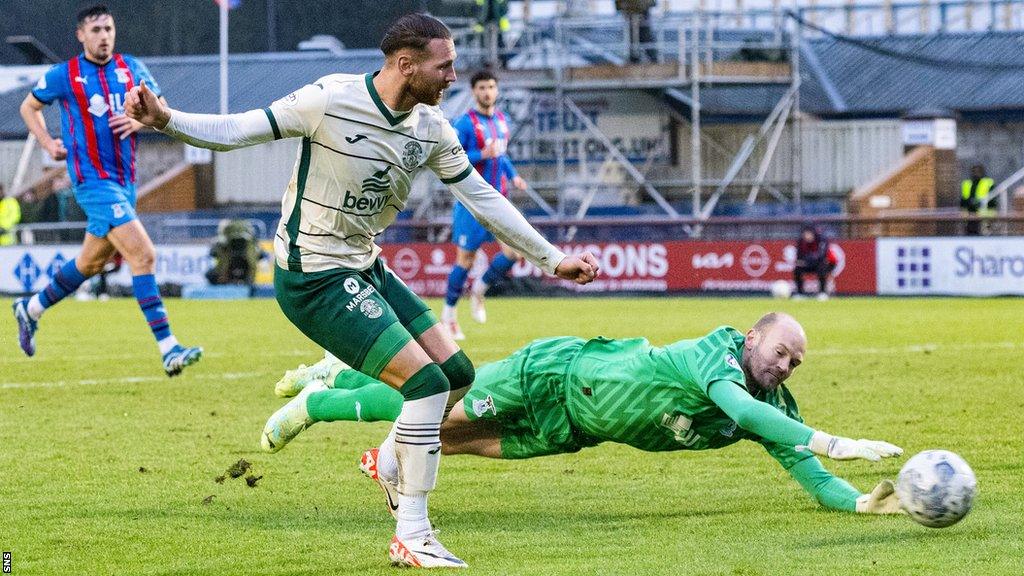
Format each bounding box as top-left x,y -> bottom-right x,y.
563,327 -> 807,468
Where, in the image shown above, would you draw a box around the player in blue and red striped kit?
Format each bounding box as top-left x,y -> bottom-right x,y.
442,70 -> 529,340
12,4 -> 201,376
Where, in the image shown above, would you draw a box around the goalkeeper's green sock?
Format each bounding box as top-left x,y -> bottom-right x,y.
332,367 -> 386,390
306,384 -> 403,422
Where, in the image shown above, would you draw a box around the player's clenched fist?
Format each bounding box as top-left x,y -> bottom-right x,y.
554,252 -> 600,285
125,81 -> 170,130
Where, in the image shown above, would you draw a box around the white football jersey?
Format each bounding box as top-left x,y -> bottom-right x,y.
265,73 -> 475,272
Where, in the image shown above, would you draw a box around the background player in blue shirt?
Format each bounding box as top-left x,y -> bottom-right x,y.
443,70 -> 528,340
12,4 -> 201,376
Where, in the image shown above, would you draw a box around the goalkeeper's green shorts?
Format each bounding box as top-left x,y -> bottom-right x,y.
462,337 -> 601,459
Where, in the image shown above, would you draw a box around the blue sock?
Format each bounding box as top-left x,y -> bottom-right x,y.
445,265 -> 469,306
132,274 -> 174,347
37,260 -> 88,309
482,253 -> 515,286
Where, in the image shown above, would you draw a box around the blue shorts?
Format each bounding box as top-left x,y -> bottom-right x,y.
74,180 -> 138,238
452,202 -> 493,251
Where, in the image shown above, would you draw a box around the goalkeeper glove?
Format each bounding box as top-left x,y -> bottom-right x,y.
855,480 -> 904,514
798,431 -> 903,462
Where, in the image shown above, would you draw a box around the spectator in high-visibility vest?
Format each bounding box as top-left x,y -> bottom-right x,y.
961,164 -> 994,236
0,183 -> 21,246
475,0 -> 511,67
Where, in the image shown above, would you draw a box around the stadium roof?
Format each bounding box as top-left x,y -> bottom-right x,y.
671,31 -> 1024,122
802,30 -> 1024,118
0,50 -> 384,138
2,31 -> 1024,137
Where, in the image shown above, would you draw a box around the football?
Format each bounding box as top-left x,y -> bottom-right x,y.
896,450 -> 977,528
770,280 -> 793,299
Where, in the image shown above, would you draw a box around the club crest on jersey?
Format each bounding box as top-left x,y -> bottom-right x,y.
401,141 -> 423,170
725,353 -> 741,371
343,278 -> 360,294
115,67 -> 131,84
472,395 -> 496,417
360,299 -> 383,319
88,93 -> 109,117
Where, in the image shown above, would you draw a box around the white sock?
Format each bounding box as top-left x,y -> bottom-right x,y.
393,391 -> 447,495
472,277 -> 489,295
396,492 -> 432,539
27,294 -> 44,321
378,428 -> 399,485
158,335 -> 179,355
441,304 -> 456,320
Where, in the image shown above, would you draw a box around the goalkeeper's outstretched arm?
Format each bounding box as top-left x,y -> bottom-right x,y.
707,380 -> 903,462
765,446 -> 903,514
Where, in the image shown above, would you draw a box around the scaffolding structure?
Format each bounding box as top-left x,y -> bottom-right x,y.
418,1 -> 1024,235
433,9 -> 802,235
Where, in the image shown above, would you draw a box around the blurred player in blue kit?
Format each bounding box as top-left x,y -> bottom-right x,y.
442,70 -> 528,339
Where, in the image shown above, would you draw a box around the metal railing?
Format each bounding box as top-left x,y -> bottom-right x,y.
381,213 -> 1024,244
7,213 -> 1021,249
11,217 -> 268,246
448,1 -> 1024,71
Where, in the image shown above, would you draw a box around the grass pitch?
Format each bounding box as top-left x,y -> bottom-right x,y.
1,297 -> 1022,575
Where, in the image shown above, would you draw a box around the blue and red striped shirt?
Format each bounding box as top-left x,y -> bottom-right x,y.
451,108 -> 518,196
31,53 -> 161,188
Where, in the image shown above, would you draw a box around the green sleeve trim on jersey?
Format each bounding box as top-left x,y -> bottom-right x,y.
285,137 -> 312,272
263,107 -> 282,140
441,165 -> 474,184
785,456 -> 859,511
707,380 -> 814,447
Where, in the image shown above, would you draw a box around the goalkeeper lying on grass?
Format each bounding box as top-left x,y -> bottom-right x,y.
262,312 -> 903,516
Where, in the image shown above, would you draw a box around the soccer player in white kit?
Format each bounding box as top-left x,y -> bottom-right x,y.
126,12 -> 598,569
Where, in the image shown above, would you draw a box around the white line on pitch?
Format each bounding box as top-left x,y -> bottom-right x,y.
0,370 -> 273,389
815,341 -> 1020,356
0,349 -> 316,365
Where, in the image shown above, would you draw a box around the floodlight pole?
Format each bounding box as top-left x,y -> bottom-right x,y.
690,13 -> 702,219
219,0 -> 229,114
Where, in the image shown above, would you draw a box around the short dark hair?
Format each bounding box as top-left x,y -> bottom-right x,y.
380,13 -> 451,57
77,4 -> 112,26
470,69 -> 498,88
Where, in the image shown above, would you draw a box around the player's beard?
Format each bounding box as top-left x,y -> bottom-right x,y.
409,72 -> 446,106
744,347 -> 782,393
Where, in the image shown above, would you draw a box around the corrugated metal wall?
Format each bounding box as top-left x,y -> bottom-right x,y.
206,118 -> 904,204
800,119 -> 904,194
0,140 -> 44,192
0,118 -> 912,205
213,139 -> 300,204
666,118 -> 903,195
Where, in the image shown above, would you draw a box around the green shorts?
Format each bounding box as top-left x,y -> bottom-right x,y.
462,337 -> 600,459
274,259 -> 438,378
